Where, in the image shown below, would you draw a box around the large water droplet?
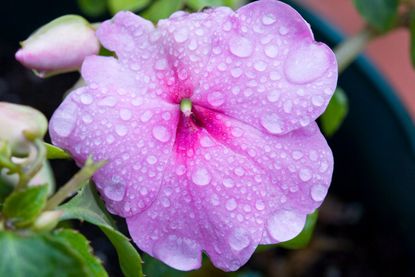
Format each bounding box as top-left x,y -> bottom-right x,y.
154,235 -> 200,271
311,95 -> 324,107
264,45 -> 279,58
229,36 -> 254,58
255,200 -> 265,211
267,90 -> 280,102
223,178 -> 234,188
98,96 -> 117,107
120,109 -> 132,121
152,126 -> 171,143
267,210 -> 306,242
310,184 -> 328,202
299,168 -> 312,181
174,28 -> 188,43
103,176 -> 125,202
146,155 -> 157,165
285,43 -> 331,84
192,168 -> 211,186
229,229 -> 250,251
262,14 -> 276,25
140,111 -> 153,122
115,125 -> 128,136
261,113 -> 283,134
254,60 -> 267,72
226,198 -> 237,211
80,94 -> 93,105
207,91 -> 225,107
51,101 -> 78,137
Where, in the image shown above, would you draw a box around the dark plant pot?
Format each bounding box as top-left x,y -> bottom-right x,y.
284,0 -> 415,261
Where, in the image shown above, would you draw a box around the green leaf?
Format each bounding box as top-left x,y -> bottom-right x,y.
410,11 -> 415,68
277,210 -> 318,249
49,229 -> 107,277
0,179 -> 13,210
78,0 -> 107,17
186,0 -> 225,10
320,87 -> 349,137
45,143 -> 71,160
59,183 -> 143,277
141,0 -> 183,22
3,185 -> 48,227
0,231 -> 89,276
353,0 -> 398,32
186,0 -> 243,10
108,0 -> 150,14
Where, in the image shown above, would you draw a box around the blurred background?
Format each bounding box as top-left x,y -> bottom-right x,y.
1,0 -> 415,276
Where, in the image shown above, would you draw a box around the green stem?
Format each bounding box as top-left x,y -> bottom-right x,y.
16,139 -> 46,190
334,27 -> 378,74
44,157 -> 106,210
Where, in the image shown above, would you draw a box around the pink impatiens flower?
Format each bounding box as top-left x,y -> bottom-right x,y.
49,0 -> 337,271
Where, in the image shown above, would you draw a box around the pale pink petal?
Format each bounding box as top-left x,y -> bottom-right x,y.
188,0 -> 337,134
126,106 -> 332,271
50,84 -> 180,217
96,11 -> 156,63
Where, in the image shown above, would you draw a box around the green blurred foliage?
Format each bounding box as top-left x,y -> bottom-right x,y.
108,0 -> 150,15
320,88 -> 349,137
353,0 -> 399,32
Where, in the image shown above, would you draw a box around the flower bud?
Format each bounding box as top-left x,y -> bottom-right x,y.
0,102 -> 47,156
15,15 -> 100,78
33,210 -> 63,232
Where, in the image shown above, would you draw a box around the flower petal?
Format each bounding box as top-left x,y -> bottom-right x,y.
198,108 -> 333,244
189,0 -> 337,134
126,107 -> 332,271
49,80 -> 180,217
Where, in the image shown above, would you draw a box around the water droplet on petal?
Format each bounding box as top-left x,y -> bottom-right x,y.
261,113 -> 283,134
174,28 -> 188,43
262,14 -> 276,25
155,59 -> 168,70
267,210 -> 306,241
311,184 -> 328,201
103,176 -> 125,202
299,168 -> 312,181
264,45 -> 279,58
229,36 -> 254,58
279,26 -> 289,35
226,198 -> 237,211
223,178 -> 234,188
98,96 -> 117,107
267,90 -> 280,102
207,91 -> 225,107
255,200 -> 265,211
285,44 -> 330,84
152,125 -> 171,143
254,60 -> 267,72
115,125 -> 128,136
52,101 -> 78,139
140,111 -> 153,122
161,197 -> 171,208
80,94 -> 93,105
146,155 -> 157,165
176,165 -> 186,176
120,109 -> 132,121
229,229 -> 250,251
312,95 -> 324,107
192,168 -> 211,186
154,235 -> 200,271
200,136 -> 215,147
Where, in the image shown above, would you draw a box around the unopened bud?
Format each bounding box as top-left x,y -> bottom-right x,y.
15,15 -> 100,78
33,210 -> 63,232
0,102 -> 47,156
